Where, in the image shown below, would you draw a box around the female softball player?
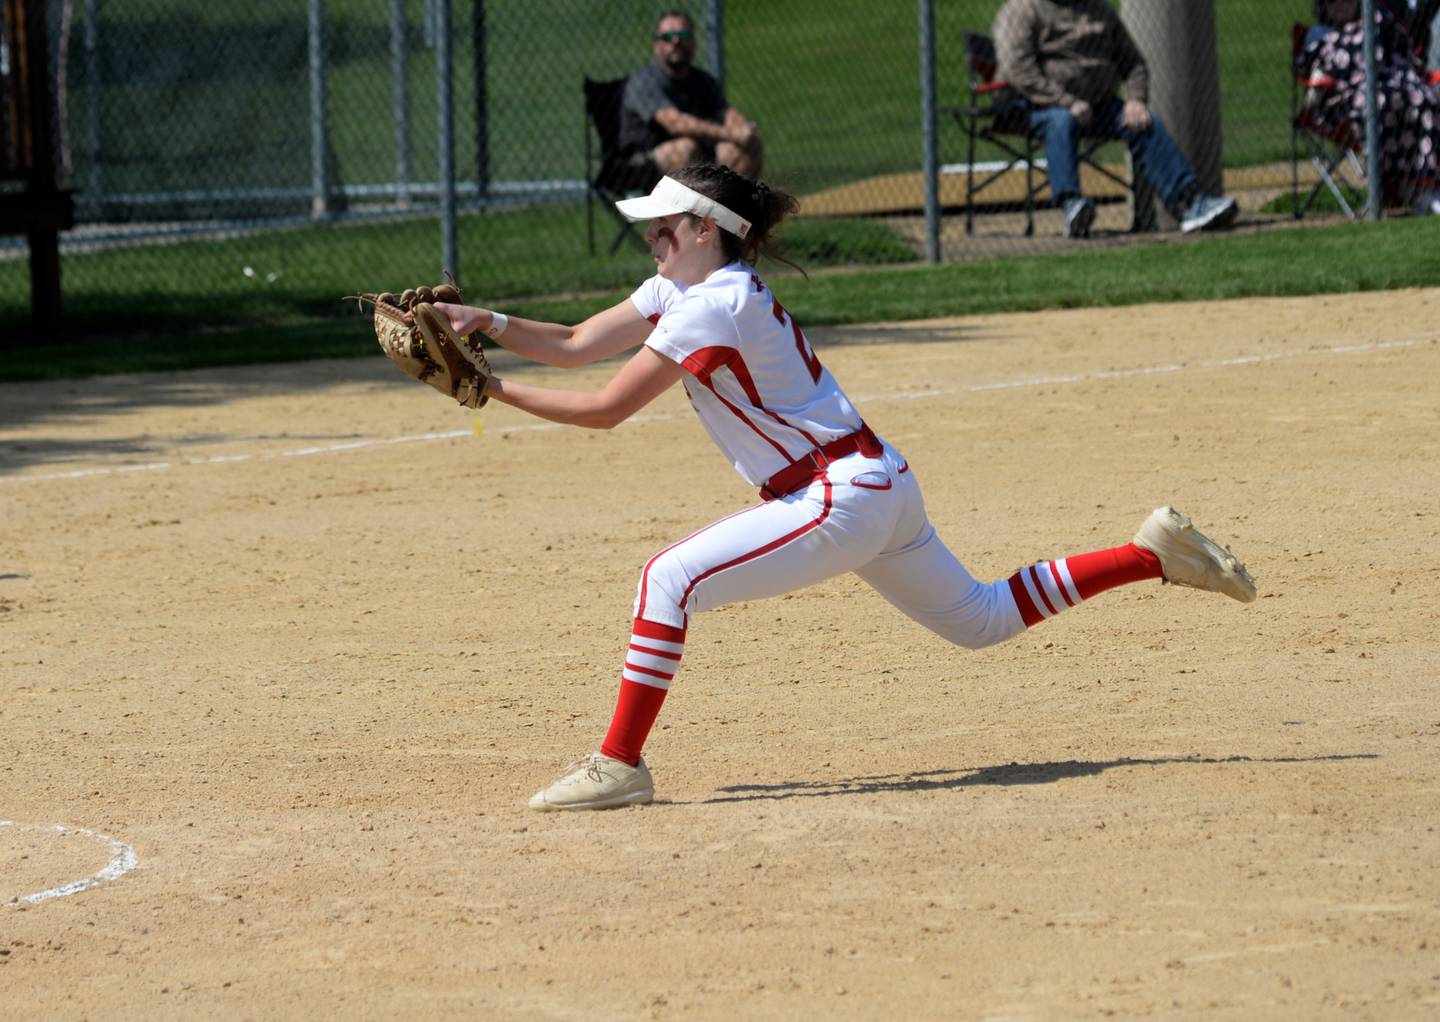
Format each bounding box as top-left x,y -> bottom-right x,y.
432,162 -> 1256,812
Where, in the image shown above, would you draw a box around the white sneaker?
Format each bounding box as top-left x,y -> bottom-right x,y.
1132,506 -> 1257,604
527,752 -> 654,812
1063,196 -> 1096,239
1180,194 -> 1239,233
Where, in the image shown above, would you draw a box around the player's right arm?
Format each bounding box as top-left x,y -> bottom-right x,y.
432,298 -> 653,369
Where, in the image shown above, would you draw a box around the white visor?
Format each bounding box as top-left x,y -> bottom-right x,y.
614,176 -> 752,239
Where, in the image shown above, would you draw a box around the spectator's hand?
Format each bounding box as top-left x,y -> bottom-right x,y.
1068,99 -> 1093,127
1122,100 -> 1152,132
728,120 -> 757,146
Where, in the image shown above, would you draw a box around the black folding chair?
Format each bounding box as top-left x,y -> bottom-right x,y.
943,31 -> 1133,236
583,76 -> 662,255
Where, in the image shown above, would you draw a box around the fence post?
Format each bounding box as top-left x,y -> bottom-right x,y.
919,0 -> 940,264
706,0 -> 725,90
1361,0 -> 1381,220
391,0 -> 410,207
437,0 -> 459,280
308,0 -> 331,219
473,0 -> 489,199
83,0 -> 102,201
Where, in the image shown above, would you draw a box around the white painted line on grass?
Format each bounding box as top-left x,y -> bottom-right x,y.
1,820 -> 139,906
0,339 -> 1416,487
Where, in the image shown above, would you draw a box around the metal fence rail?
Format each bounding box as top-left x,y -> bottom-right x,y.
0,0 -> 1412,336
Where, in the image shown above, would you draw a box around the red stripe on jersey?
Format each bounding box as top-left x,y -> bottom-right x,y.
1007,572 -> 1043,628
678,480 -> 834,611
684,346 -> 826,455
629,642 -> 682,661
646,312 -> 661,325
693,373 -> 797,460
717,345 -> 824,449
681,346 -> 739,383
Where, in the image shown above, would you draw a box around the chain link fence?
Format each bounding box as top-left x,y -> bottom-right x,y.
1,0 -> 1361,339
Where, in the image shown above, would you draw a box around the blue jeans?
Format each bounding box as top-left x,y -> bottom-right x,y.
1028,98 -> 1198,211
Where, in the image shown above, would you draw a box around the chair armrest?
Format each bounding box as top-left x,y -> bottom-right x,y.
976,80 -> 1010,95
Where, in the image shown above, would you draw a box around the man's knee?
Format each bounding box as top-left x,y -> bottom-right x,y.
1033,106 -> 1079,138
716,137 -> 763,176
653,136 -> 703,172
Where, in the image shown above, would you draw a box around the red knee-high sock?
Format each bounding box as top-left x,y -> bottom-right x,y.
1006,543 -> 1162,628
600,618 -> 686,766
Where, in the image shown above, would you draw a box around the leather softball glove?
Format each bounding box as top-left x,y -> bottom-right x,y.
348,282 -> 491,409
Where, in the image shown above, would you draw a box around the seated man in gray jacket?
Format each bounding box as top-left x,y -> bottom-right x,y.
993,0 -> 1237,237
620,11 -> 763,177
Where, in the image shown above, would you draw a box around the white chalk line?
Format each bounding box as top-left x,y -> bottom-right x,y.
0,339 -> 1415,487
0,820 -> 139,906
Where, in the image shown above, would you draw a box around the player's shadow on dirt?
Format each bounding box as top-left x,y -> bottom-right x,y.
700,753 -> 1378,803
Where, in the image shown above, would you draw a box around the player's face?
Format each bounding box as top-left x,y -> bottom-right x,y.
645,213 -> 719,285
653,17 -> 695,71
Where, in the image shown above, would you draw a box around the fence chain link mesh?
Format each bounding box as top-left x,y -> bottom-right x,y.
1,1 -> 1343,339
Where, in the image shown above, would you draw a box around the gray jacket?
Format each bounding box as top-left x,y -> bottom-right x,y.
992,0 -> 1149,109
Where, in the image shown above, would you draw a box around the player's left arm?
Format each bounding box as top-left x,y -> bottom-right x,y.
483,345 -> 686,430
432,298 -> 653,369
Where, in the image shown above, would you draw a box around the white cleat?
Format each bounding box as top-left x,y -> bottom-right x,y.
528,752 -> 654,812
1132,506 -> 1257,604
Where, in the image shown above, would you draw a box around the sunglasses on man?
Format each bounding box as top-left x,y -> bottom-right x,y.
654,29 -> 694,43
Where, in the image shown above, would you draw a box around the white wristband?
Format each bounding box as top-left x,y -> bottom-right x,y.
482,312 -> 509,340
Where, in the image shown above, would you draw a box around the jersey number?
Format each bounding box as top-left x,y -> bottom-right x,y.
771,300 -> 823,384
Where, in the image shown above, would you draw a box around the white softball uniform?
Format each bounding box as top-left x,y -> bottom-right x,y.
629,262 -> 1025,650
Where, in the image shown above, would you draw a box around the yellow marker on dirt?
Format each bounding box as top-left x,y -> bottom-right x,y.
472,418 -> 484,437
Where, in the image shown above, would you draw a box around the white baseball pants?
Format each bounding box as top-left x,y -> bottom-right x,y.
633,443 -> 1026,649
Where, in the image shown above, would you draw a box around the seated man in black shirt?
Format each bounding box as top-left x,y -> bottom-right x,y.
620,11 -> 763,177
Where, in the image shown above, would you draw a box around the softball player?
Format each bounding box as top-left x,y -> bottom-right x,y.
433,162 -> 1256,812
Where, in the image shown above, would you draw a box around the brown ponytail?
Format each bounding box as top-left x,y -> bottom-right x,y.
668,162 -> 803,272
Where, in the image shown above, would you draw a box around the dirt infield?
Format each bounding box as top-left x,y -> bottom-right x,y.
3,289 -> 1438,1019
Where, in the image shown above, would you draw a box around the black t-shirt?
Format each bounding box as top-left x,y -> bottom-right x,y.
619,60 -> 728,153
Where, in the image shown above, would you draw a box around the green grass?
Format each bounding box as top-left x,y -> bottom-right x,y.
0,204 -> 915,337
1261,186 -> 1368,217
6,216 -> 1436,382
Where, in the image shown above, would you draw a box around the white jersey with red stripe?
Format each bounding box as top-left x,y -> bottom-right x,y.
630,262 -> 863,487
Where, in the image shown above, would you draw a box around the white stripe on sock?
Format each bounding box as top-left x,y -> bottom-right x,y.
622,666 -> 674,689
1020,567 -> 1053,620
1033,562 -> 1070,612
1053,558 -> 1082,606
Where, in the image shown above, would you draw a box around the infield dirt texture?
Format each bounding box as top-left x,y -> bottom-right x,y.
3,289 -> 1438,1019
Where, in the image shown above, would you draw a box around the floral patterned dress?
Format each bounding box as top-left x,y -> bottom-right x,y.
1299,9 -> 1440,200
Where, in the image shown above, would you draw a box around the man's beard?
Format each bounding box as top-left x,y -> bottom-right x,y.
664,51 -> 691,73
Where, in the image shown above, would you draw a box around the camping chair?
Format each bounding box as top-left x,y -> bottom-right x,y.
1290,22 -> 1368,219
583,76 -> 662,255
942,31 -> 1132,236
